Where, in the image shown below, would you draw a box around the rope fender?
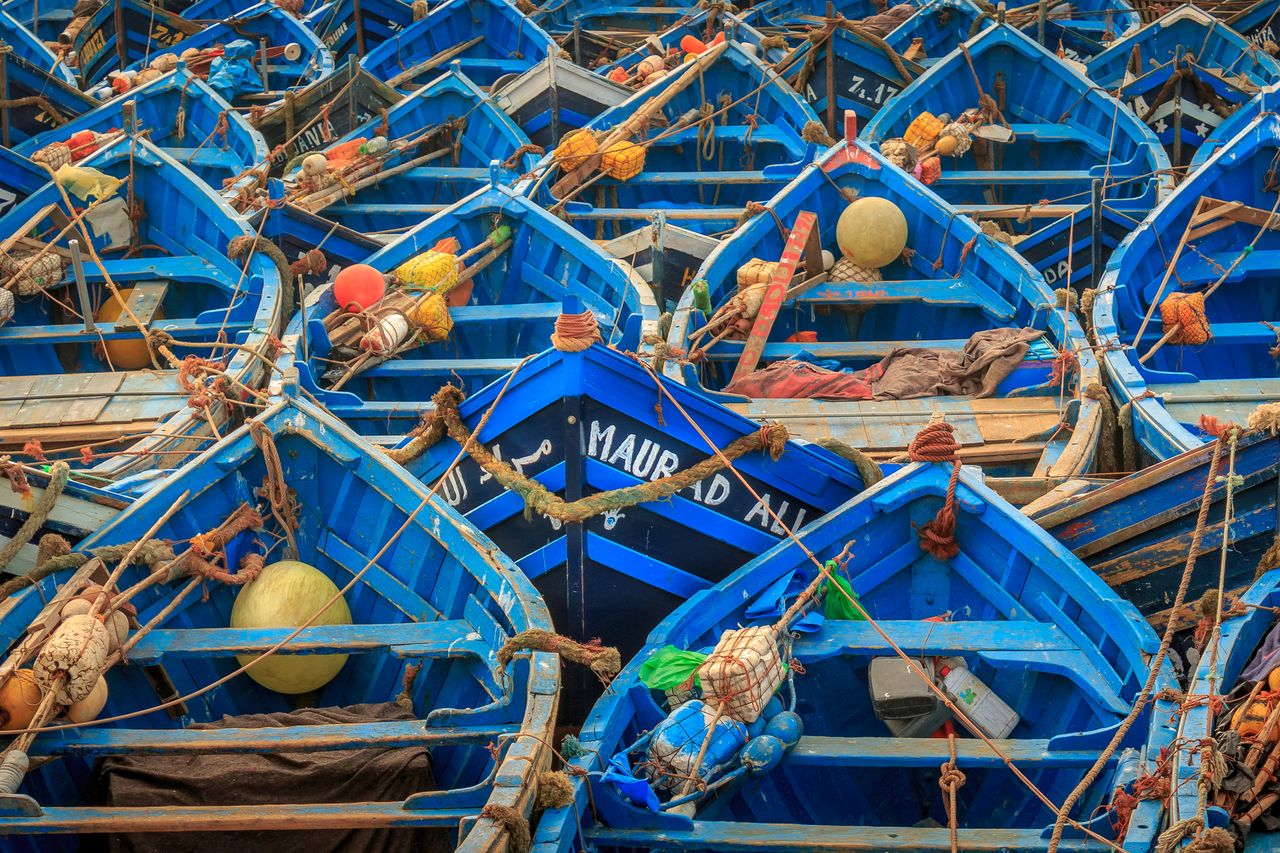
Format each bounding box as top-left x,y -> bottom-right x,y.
497,628 -> 621,684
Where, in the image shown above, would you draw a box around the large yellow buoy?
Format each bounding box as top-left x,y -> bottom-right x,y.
230,560 -> 352,694
96,289 -> 162,369
836,197 -> 909,269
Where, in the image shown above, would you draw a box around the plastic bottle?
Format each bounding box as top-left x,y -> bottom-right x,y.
940,661 -> 1019,739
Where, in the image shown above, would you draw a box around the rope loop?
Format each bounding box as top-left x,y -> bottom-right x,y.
907,418 -> 959,462
497,628 -> 621,684
939,733 -> 966,853
550,310 -> 601,352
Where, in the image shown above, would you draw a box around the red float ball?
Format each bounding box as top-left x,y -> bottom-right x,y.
332,264 -> 386,313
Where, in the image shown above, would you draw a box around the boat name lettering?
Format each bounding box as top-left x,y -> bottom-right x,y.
149,23 -> 185,46
0,189 -> 15,217
847,75 -> 898,108
323,20 -> 349,47
78,29 -> 105,70
1040,258 -> 1071,286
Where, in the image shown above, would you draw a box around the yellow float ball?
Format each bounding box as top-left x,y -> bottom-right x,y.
836,197 -> 909,269
96,289 -> 162,370
935,135 -> 959,156
230,560 -> 352,694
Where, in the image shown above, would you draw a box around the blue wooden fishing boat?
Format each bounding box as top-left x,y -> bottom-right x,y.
2,0 -> 75,41
249,56 -> 402,175
0,20 -> 94,146
1026,427 -> 1280,630
1133,569 -> 1280,852
0,7 -> 75,85
0,147 -> 46,219
491,52 -> 632,148
392,334 -> 871,717
863,22 -> 1170,291
1093,109 -> 1280,461
1190,83 -> 1276,171
275,168 -> 657,436
281,70 -> 537,234
595,7 -> 786,80
1086,5 -> 1280,168
0,134 -> 283,483
529,39 -> 822,241
528,0 -> 697,37
301,0 -> 414,62
360,0 -> 556,91
73,0 -> 333,106
600,217 -> 721,310
1198,0 -> 1280,45
251,193 -> 385,279
14,66 -> 269,194
772,10 -> 928,128
740,0 -> 879,28
531,451 -> 1174,852
1038,0 -> 1141,59
667,126 -> 1103,487
0,391 -> 559,850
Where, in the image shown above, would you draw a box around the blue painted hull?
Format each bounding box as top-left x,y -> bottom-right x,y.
1094,110 -> 1280,461
73,0 -> 333,105
1131,571 -> 1280,852
301,0 -> 414,63
249,56 -> 402,173
1190,85 -> 1278,172
527,41 -> 821,239
393,341 -> 868,717
1029,428 -> 1280,628
283,70 -> 535,234
0,393 -> 557,850
491,54 -> 633,148
533,460 -> 1173,852
668,136 -> 1103,481
531,0 -> 698,36
15,67 -> 268,193
1086,5 -> 1280,168
0,136 -> 283,482
361,0 -> 556,91
276,175 -> 657,437
863,23 -> 1170,291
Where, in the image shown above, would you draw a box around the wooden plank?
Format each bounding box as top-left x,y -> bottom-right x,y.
791,620 -> 1075,662
786,735 -> 1114,768
586,823 -> 1112,851
0,803 -> 476,834
0,202 -> 57,257
733,210 -> 818,382
29,720 -> 515,758
125,620 -> 486,664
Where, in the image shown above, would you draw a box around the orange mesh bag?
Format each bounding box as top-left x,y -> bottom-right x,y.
1159,291 -> 1211,345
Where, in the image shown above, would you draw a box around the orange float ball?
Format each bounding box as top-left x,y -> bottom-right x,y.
332,264 -> 386,313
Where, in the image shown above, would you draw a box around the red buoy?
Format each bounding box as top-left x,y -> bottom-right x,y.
332,264 -> 386,313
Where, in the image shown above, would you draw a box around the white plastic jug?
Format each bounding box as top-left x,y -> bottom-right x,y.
940,662 -> 1019,739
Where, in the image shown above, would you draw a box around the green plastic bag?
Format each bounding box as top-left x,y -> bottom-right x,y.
823,561 -> 865,621
638,645 -> 709,691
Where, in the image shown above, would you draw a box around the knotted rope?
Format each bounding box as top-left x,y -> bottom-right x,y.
0,462 -> 69,574
550,310 -> 601,353
497,629 -> 621,684
535,770 -> 575,810
289,249 -> 328,278
800,120 -> 835,147
395,661 -> 421,711
939,732 -> 966,853
478,804 -> 530,853
248,421 -> 298,558
908,419 -> 962,560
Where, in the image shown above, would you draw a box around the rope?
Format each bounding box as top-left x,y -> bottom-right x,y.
248,421 -> 298,558
800,119 -> 835,147
0,462 -> 69,574
906,420 -> 962,560
395,661 -> 421,711
385,385 -> 791,522
550,310 -> 602,353
0,539 -> 176,602
812,437 -> 884,488
228,234 -> 296,321
939,733 -> 966,853
478,804 -> 530,853
496,629 -> 621,684
1047,431 -> 1234,851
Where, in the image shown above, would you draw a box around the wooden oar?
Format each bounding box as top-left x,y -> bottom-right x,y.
385,35 -> 484,88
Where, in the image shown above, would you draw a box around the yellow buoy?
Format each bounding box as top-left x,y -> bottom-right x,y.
601,140 -> 646,181
230,560 -> 352,694
96,289 -> 162,369
836,197 -> 909,269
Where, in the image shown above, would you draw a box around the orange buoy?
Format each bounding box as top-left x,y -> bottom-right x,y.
96,289 -> 162,369
333,264 -> 387,313
680,34 -> 708,54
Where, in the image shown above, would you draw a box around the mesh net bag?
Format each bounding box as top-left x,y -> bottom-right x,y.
696,626 -> 785,723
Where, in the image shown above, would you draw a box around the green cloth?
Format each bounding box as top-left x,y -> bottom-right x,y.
638,645 -> 709,690
823,562 -> 864,621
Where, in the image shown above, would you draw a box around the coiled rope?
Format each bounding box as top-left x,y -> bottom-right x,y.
907,419 -> 962,560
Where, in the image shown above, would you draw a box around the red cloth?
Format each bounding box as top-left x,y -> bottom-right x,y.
725,360 -> 883,400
